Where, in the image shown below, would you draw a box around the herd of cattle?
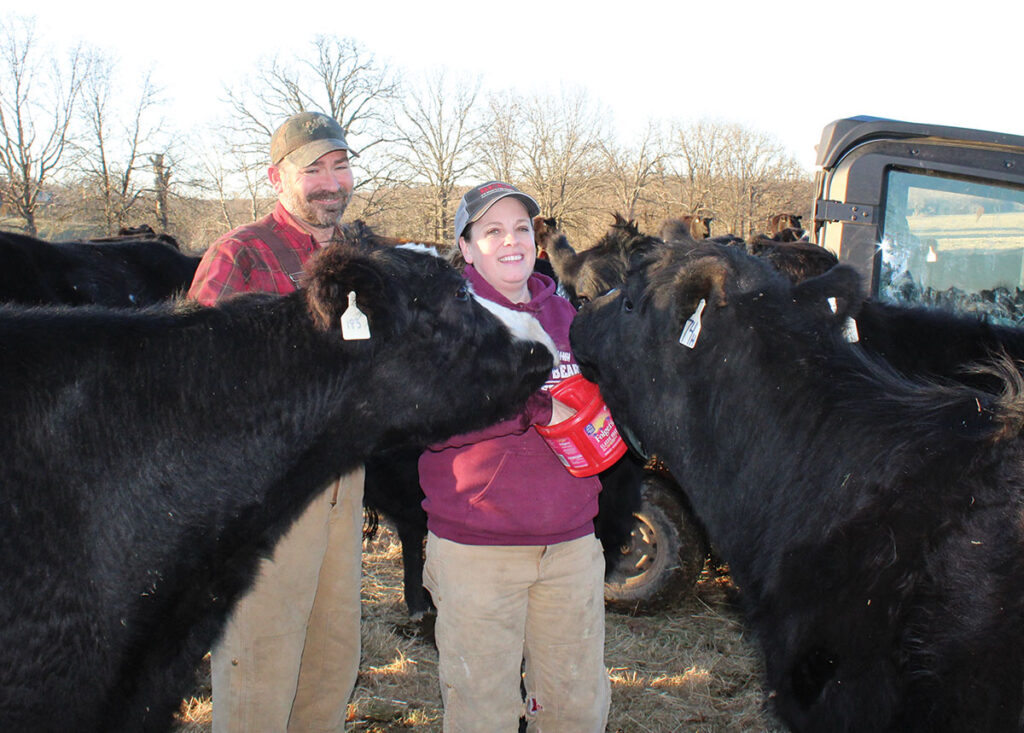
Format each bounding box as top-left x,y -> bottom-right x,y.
1,214 -> 1022,732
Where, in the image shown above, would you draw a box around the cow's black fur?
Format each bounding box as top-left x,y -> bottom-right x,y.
535,214 -> 663,308
570,242 -> 1024,732
0,234 -> 555,732
363,446 -> 433,617
0,229 -> 199,307
744,237 -> 838,283
852,298 -> 1024,391
88,224 -> 183,250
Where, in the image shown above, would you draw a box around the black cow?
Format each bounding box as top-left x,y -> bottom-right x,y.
0,229 -> 199,307
660,225 -> 836,286
0,230 -> 556,732
852,298 -> 1024,392
708,233 -> 1024,386
89,223 -> 183,250
570,242 -> 1024,732
744,237 -> 838,284
534,214 -> 662,308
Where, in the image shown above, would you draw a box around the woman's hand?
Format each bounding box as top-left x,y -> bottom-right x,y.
548,397 -> 576,426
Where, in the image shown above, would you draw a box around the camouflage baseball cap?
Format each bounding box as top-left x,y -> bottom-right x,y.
454,181 -> 540,246
270,111 -> 353,167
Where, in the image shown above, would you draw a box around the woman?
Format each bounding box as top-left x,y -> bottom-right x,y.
420,181 -> 610,732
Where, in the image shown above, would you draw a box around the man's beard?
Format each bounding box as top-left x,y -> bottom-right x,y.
285,188 -> 351,229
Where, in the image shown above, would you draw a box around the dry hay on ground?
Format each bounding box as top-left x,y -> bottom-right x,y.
174,522 -> 783,732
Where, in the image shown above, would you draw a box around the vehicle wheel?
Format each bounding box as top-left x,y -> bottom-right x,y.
604,473 -> 708,615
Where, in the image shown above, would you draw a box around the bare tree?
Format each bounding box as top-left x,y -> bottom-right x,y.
668,119 -> 725,224
150,152 -> 171,230
389,70 -> 482,242
221,34 -> 402,216
0,16 -> 83,235
475,90 -> 523,185
186,127 -> 270,234
514,88 -> 608,231
666,119 -> 809,237
78,52 -> 164,234
716,123 -> 805,237
601,121 -> 668,224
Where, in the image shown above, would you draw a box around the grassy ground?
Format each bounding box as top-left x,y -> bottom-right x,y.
173,524 -> 783,732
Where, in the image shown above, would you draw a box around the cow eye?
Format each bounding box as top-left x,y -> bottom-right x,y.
455,283 -> 470,301
622,297 -> 634,313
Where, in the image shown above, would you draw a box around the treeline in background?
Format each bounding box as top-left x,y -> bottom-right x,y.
0,16 -> 813,253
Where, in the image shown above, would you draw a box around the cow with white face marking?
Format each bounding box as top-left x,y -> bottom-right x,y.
570,241 -> 1024,733
0,229 -> 555,733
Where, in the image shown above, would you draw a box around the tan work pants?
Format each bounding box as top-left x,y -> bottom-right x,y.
424,532 -> 610,733
212,468 -> 364,733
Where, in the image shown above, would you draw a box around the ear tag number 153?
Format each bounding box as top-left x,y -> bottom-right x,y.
341,291 -> 371,341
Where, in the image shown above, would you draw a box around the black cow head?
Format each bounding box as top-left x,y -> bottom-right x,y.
541,214 -> 664,308
303,238 -> 417,339
300,222 -> 557,450
571,239 -> 1024,733
570,242 -> 864,455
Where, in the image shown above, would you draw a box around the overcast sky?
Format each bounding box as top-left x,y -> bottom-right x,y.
11,0 -> 1024,172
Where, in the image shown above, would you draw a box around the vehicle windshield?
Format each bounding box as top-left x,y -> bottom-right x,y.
878,169 -> 1024,324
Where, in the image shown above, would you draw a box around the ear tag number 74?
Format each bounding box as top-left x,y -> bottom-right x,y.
341,291 -> 371,341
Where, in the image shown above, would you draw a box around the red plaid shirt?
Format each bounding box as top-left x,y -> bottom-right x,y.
189,202 -> 335,305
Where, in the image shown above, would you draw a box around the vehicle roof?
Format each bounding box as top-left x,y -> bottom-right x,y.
815,116 -> 1024,170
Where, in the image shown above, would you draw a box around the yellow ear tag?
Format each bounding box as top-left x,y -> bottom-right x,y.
341,291 -> 371,341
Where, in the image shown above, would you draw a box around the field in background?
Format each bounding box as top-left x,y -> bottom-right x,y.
173,524 -> 783,732
907,210 -> 1024,251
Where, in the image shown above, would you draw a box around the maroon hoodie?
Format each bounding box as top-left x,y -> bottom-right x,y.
418,265 -> 602,545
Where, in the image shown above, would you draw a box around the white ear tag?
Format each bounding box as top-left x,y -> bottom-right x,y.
679,298 -> 706,349
827,297 -> 859,342
341,291 -> 371,341
842,317 -> 860,343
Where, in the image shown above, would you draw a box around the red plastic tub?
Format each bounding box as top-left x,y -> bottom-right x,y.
536,374 -> 627,477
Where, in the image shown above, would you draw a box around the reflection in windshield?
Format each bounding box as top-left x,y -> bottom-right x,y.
879,170 -> 1024,324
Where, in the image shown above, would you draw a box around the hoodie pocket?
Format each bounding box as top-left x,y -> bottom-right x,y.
466,448 -> 595,537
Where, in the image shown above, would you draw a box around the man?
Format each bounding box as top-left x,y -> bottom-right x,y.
189,110 -> 363,733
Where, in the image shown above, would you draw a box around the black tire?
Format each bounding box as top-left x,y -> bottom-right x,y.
604,473 -> 708,615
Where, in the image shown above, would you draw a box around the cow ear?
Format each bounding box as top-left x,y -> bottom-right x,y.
673,256 -> 729,319
792,264 -> 864,321
303,246 -> 391,333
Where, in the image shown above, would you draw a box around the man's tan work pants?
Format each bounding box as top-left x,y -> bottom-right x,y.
212,468 -> 364,732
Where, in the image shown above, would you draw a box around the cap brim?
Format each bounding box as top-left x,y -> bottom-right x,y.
469,192 -> 541,223
283,138 -> 354,167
